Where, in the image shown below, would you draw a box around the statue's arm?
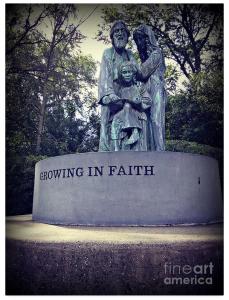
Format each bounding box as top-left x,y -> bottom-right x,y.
102,95 -> 123,108
140,86 -> 153,110
98,50 -> 121,105
141,48 -> 161,80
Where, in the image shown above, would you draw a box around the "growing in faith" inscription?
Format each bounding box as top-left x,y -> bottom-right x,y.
39,165 -> 155,181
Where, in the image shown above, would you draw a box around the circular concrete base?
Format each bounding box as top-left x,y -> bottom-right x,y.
6,215 -> 223,295
32,151 -> 222,226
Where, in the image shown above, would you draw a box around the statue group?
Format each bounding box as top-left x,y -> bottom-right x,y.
98,21 -> 167,152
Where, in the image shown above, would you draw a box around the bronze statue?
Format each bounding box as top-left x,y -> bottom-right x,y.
98,22 -> 167,151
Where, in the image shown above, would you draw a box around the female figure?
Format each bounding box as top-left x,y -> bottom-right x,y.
133,24 -> 167,151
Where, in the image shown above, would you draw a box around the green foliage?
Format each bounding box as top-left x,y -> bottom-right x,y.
166,70 -> 223,148
6,155 -> 47,215
164,63 -> 180,94
166,139 -> 222,161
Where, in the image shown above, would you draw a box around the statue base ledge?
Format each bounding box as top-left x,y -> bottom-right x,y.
32,151 -> 222,225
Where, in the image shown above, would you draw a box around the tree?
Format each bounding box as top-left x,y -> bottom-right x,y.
97,4 -> 223,80
6,4 -> 98,154
6,4 -> 99,214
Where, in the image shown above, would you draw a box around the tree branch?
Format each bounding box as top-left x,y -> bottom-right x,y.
199,14 -> 217,51
6,6 -> 48,55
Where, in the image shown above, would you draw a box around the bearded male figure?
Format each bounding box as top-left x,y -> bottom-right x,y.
98,20 -> 139,151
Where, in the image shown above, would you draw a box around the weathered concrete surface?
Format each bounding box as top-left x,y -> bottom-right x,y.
6,215 -> 223,295
32,151 -> 223,225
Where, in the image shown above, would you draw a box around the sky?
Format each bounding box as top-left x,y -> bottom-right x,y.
77,5 -> 107,64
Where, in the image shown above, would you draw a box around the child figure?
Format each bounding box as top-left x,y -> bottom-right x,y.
111,61 -> 152,151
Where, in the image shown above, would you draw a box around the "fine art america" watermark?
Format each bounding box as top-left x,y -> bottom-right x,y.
164,262 -> 214,285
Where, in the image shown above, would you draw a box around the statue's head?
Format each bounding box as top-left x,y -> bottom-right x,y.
133,24 -> 158,62
110,20 -> 130,50
118,61 -> 137,85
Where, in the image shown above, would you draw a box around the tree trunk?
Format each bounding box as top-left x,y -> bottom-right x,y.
35,43 -> 54,154
35,83 -> 48,154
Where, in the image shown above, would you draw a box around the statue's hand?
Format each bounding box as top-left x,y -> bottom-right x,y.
148,47 -> 161,64
109,94 -> 121,103
102,94 -> 120,105
133,96 -> 141,104
102,95 -> 111,105
141,96 -> 152,110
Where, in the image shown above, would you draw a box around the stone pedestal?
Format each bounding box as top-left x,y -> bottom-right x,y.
32,151 -> 222,225
6,215 -> 223,295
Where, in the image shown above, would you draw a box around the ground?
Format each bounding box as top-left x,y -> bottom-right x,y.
6,215 -> 223,295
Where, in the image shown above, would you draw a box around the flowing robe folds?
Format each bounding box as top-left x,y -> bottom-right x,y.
133,24 -> 167,151
141,47 -> 167,151
98,47 -> 139,151
111,83 -> 152,151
